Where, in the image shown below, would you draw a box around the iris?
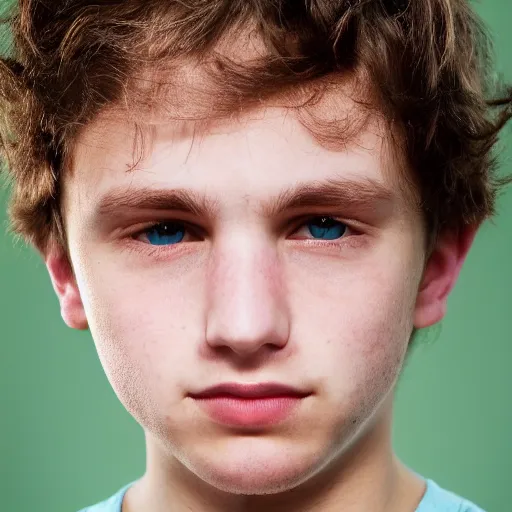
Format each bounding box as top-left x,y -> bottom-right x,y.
146,222 -> 185,246
307,217 -> 346,240
143,217 -> 346,246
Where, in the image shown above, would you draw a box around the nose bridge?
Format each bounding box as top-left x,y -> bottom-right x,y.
205,232 -> 290,356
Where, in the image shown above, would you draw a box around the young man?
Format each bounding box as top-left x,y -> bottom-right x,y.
1,1 -> 510,511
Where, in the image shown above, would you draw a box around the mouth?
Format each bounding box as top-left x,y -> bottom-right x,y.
188,382 -> 312,428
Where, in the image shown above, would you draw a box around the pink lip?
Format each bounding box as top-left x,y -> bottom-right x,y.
189,382 -> 311,428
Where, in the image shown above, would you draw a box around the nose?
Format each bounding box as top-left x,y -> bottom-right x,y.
205,233 -> 290,359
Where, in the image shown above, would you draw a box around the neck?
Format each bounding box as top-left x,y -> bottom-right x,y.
124,396 -> 426,512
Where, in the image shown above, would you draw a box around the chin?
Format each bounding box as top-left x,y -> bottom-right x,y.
182,438 -> 323,495
200,465 -> 313,495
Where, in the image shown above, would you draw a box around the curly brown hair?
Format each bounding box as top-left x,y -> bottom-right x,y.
0,0 -> 511,256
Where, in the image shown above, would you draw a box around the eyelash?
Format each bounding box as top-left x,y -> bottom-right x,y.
127,216 -> 362,257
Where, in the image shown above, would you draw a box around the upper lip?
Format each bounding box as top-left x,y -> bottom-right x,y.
189,382 -> 312,399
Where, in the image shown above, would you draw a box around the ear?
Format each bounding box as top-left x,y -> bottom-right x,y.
414,224 -> 479,329
45,245 -> 88,330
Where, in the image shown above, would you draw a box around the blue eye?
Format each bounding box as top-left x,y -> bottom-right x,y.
306,217 -> 347,240
144,222 -> 186,246
138,216 -> 348,248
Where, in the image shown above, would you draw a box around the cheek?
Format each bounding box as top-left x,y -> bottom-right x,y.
287,252 -> 418,412
72,250 -> 206,424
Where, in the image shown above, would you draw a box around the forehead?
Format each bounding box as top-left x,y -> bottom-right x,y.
66,84 -> 417,218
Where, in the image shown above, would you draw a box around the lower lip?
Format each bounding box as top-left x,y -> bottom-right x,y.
191,396 -> 305,428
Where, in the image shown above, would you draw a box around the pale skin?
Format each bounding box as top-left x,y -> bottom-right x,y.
45,87 -> 477,511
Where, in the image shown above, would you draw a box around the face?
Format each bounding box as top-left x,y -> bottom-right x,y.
48,92 -> 466,496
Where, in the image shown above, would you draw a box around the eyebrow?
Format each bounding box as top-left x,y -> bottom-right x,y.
94,177 -> 395,221
260,177 -> 395,218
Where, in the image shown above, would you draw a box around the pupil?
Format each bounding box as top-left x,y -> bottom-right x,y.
156,223 -> 180,235
315,217 -> 334,227
308,217 -> 345,240
146,222 -> 185,246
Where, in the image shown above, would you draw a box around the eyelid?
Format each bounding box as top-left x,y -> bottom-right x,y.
131,215 -> 361,243
130,219 -> 202,242
118,215 -> 369,259
287,214 -> 362,236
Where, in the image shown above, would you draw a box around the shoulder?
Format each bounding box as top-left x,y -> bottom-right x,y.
416,479 -> 487,512
76,482 -> 134,512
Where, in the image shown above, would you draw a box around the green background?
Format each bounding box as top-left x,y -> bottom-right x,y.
1,2 -> 511,511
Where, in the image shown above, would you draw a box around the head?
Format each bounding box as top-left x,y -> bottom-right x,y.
1,0 -> 511,497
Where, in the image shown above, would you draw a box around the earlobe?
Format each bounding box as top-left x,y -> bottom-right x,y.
413,225 -> 479,329
45,246 -> 89,330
